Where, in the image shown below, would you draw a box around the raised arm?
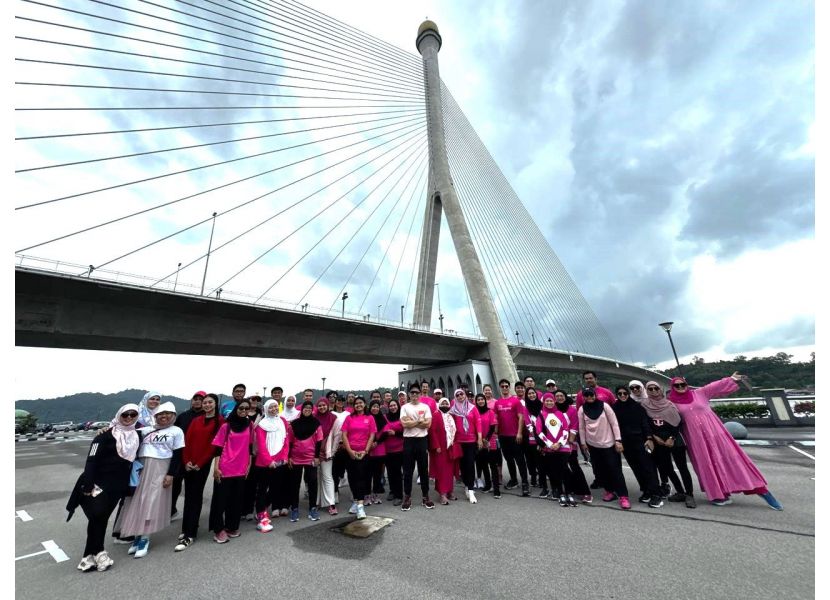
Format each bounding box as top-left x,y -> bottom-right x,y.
696,375 -> 740,401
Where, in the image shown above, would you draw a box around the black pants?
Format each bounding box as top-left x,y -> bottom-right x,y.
566,450 -> 590,496
621,436 -> 661,496
170,469 -> 184,516
458,442 -> 477,490
254,464 -> 288,514
81,490 -> 122,556
240,469 -> 258,517
385,451 -> 403,500
369,455 -> 386,494
181,465 -> 211,539
476,447 -> 502,493
333,448 -> 348,490
588,445 -> 628,497
654,444 -> 694,495
522,439 -> 540,485
402,437 -> 429,497
539,452 -> 569,495
346,456 -> 370,501
498,436 -> 528,485
209,476 -> 245,533
289,464 -> 318,510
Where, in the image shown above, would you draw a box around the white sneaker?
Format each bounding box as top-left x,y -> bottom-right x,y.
170,511 -> 182,522
94,551 -> 114,571
468,490 -> 477,504
271,509 -> 280,518
356,504 -> 366,519
133,537 -> 149,558
475,478 -> 484,489
348,502 -> 358,514
77,554 -> 96,572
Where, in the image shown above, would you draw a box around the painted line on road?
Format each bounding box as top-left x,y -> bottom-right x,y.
15,452 -> 48,457
788,445 -> 815,460
16,510 -> 33,522
15,540 -> 69,563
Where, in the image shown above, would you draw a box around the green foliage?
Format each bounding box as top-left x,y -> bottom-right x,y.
711,402 -> 770,420
15,389 -> 194,424
793,400 -> 815,416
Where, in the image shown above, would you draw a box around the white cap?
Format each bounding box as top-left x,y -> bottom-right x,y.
155,401 -> 177,415
545,379 -> 556,385
433,388 -> 443,394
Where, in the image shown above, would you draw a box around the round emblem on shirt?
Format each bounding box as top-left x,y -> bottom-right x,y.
547,417 -> 558,427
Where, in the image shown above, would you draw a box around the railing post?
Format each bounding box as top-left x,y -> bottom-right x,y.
760,388 -> 797,427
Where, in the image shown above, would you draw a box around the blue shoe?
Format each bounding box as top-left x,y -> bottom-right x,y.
308,507 -> 320,521
133,536 -> 149,558
289,507 -> 299,522
760,491 -> 783,511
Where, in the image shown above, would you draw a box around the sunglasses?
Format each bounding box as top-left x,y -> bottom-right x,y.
616,391 -> 629,396
121,411 -> 138,418
629,385 -> 641,390
646,386 -> 660,391
673,383 -> 688,389
499,384 -> 509,388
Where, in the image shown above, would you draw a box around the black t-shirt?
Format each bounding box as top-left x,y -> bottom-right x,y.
649,417 -> 684,447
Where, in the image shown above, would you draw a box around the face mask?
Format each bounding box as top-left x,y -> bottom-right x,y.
439,406 -> 450,413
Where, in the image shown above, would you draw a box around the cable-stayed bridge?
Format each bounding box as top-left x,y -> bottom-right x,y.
13,0 -> 667,384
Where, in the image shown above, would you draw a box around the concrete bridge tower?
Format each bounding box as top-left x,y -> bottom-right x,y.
412,20 -> 519,385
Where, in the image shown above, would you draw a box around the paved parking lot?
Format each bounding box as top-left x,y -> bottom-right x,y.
15,433 -> 815,600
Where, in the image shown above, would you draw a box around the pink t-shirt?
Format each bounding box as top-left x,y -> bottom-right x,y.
369,416 -> 388,457
575,386 -> 617,410
383,420 -> 404,453
254,418 -> 293,467
341,414 -> 377,453
451,406 -> 481,444
478,409 -> 498,450
420,396 -> 438,414
494,396 -> 523,437
212,423 -> 253,478
290,426 -> 323,465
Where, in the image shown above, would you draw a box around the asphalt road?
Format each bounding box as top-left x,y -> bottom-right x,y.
15,432 -> 815,600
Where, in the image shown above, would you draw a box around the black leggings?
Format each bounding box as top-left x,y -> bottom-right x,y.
333,448 -> 348,489
181,465 -> 211,538
402,437 -> 429,497
621,437 -> 660,496
588,445 -> 628,498
522,439 -> 540,484
289,464 -> 318,510
654,444 -> 694,495
539,452 -> 570,495
254,464 -> 288,514
385,452 -> 403,500
458,442 -> 477,489
240,470 -> 258,517
209,476 -> 245,533
346,457 -> 370,501
369,455 -> 386,494
476,447 -> 502,493
81,490 -> 122,556
498,436 -> 528,485
566,450 -> 590,495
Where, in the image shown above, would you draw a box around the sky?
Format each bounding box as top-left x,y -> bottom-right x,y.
9,0 -> 816,400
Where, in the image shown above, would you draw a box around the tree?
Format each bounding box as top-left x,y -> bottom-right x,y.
692,356 -> 705,365
771,352 -> 793,364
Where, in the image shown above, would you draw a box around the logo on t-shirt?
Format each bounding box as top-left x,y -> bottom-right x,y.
547,417 -> 559,427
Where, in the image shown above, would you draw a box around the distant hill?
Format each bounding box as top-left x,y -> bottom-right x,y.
15,389 -> 195,424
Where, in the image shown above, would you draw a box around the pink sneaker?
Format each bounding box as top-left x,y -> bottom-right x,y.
581,495 -> 593,503
214,530 -> 229,544
328,505 -> 338,516
256,512 -> 273,533
619,496 -> 631,510
602,491 -> 616,502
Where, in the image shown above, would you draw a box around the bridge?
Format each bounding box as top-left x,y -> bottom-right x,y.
13,1 -> 666,384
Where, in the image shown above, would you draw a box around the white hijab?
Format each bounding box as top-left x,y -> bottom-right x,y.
138,391 -> 161,427
438,398 -> 456,449
110,403 -> 140,461
628,380 -> 648,403
281,396 -> 300,422
257,400 -> 287,456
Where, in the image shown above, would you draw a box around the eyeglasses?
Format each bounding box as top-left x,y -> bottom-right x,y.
616,391 -> 629,396
121,411 -> 138,418
629,385 -> 641,390
646,386 -> 660,391
236,406 -> 250,412
499,384 -> 509,389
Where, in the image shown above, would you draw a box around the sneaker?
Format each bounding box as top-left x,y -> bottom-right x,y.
279,508 -> 289,517
660,483 -> 671,497
684,494 -> 697,509
589,480 -> 601,489
539,489 -> 550,499
257,516 -> 273,533
504,480 -> 519,490
112,537 -> 133,545
521,484 -> 530,497
468,490 -> 477,504
226,530 -> 240,538
648,496 -> 664,508
638,493 -> 651,504
581,495 -> 593,503
309,507 -> 320,521
77,554 -> 96,572
364,495 -> 373,506
401,495 -> 412,511
174,536 -> 194,551
558,495 -> 569,507
374,494 -> 383,505
348,502 -> 358,515
668,492 -> 686,502
711,498 -> 733,506
289,508 -> 299,522
271,509 -> 280,518
133,536 -> 149,558
214,530 -> 229,544
602,491 -> 616,502
422,496 -> 435,509
567,495 -> 579,507
328,505 -> 338,516
392,498 -> 402,506
619,496 -> 631,510
493,491 -> 502,499
439,494 -> 449,505
760,491 -> 783,511
176,533 -> 186,541
481,484 -> 492,494
127,540 -> 139,556
356,504 -> 366,519
170,510 -> 182,522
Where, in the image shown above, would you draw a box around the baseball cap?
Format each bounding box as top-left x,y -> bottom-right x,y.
581,387 -> 596,396
545,379 -> 556,386
192,390 -> 207,398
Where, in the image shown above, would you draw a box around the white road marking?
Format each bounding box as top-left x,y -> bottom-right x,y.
15,540 -> 69,563
799,441 -> 815,446
15,452 -> 47,457
15,550 -> 48,561
788,445 -> 815,460
16,510 -> 33,522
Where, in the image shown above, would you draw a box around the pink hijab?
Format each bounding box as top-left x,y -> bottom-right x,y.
313,397 -> 337,439
667,376 -> 694,405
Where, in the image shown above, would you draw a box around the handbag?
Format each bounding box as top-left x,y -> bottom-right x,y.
129,459 -> 144,488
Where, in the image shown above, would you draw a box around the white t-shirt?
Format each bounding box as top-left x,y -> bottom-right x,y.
400,402 -> 431,438
138,425 -> 185,459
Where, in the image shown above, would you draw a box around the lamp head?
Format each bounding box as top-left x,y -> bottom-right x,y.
659,321 -> 674,333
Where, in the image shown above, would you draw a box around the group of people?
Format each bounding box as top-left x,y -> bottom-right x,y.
67,371 -> 783,573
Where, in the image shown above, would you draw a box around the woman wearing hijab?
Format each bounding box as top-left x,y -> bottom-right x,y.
69,404 -> 140,572
175,393 -> 224,551
315,397 -> 342,515
341,396 -> 377,519
381,398 -> 405,506
119,402 -> 185,557
522,387 -> 545,497
628,380 -> 648,403
253,399 -> 292,532
281,395 -> 300,422
613,386 -> 663,508
641,382 -> 696,508
209,400 -> 254,544
429,396 -> 460,505
535,393 -> 576,507
448,388 -> 482,504
577,388 -> 630,510
331,396 -> 350,504
367,399 -> 388,505
137,391 -> 161,428
555,391 -> 591,502
473,393 -> 501,498
288,401 -> 323,522
240,395 -> 265,521
667,374 -> 783,509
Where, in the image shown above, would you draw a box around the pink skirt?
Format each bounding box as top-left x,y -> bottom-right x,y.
119,457 -> 172,536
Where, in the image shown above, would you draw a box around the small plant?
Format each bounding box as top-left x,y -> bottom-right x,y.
793,401 -> 815,416
712,402 -> 770,420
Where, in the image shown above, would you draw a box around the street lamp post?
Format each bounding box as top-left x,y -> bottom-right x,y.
659,321 -> 682,373
322,377 -> 326,391
378,304 -> 382,321
515,331 -> 520,344
400,304 -> 405,326
531,332 -> 536,346
435,283 -> 444,334
341,292 -> 348,318
173,262 -> 181,292
547,337 -> 552,349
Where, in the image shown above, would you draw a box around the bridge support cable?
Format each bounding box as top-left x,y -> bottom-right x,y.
255,141 -> 428,305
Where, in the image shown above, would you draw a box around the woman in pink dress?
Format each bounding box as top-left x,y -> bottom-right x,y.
429,397 -> 460,505
666,373 -> 783,509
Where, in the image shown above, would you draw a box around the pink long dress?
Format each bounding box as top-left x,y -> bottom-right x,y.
672,377 -> 767,501
429,410 -> 459,495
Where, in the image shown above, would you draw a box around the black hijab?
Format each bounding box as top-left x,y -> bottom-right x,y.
582,395 -> 604,420
227,401 -> 251,433
291,401 -> 320,441
475,394 -> 488,415
525,388 -> 542,418
369,400 -> 387,431
386,399 -> 401,422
